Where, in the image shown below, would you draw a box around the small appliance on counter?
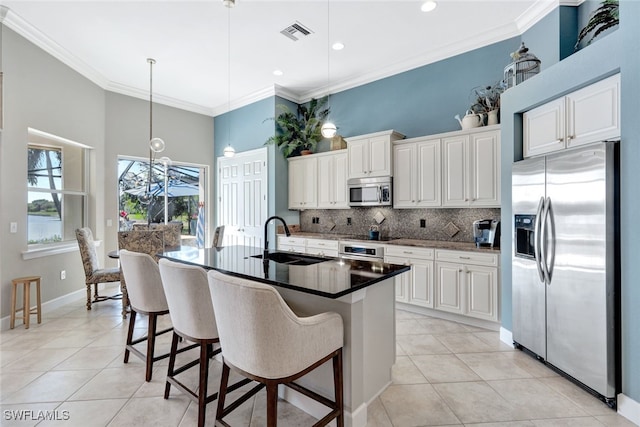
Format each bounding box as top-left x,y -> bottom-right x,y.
473,219 -> 500,248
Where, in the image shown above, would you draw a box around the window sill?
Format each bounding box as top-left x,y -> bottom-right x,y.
22,240 -> 101,260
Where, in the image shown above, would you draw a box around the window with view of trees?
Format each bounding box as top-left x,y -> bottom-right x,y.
27,135 -> 87,246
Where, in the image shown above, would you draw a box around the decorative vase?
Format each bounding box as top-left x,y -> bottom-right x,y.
487,109 -> 499,125
300,149 -> 313,156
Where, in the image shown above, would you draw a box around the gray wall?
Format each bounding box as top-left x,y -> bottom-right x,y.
104,92 -> 214,261
0,27 -> 106,316
0,26 -> 214,318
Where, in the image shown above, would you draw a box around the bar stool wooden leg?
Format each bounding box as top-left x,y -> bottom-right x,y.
36,278 -> 42,324
10,281 -> 17,329
24,280 -> 30,329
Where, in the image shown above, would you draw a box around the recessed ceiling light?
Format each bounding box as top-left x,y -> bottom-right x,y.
421,0 -> 437,12
332,42 -> 345,51
273,69 -> 283,76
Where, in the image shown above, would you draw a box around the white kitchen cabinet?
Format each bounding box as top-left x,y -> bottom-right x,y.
277,236 -> 306,253
346,130 -> 404,178
317,150 -> 349,209
434,249 -> 499,322
288,156 -> 317,209
393,137 -> 441,208
524,74 -> 620,158
385,245 -> 434,308
305,238 -> 339,258
442,128 -> 500,207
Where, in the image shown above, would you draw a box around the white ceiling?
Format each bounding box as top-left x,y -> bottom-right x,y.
1,0 -> 570,117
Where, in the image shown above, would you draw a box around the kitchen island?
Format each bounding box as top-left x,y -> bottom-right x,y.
160,245 -> 410,427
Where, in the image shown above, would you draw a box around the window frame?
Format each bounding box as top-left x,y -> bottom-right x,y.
23,128 -> 91,259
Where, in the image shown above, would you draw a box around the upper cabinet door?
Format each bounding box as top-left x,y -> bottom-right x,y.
393,143 -> 417,207
347,138 -> 369,178
368,135 -> 392,177
469,130 -> 500,207
523,97 -> 566,157
416,139 -> 441,207
566,74 -> 620,148
442,135 -> 468,207
332,152 -> 349,208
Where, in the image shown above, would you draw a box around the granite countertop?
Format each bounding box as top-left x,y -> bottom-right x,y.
160,245 -> 410,299
279,232 -> 501,253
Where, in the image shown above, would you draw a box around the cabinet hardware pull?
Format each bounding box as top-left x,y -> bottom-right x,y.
403,251 -> 413,254
459,256 -> 471,259
558,137 -> 564,142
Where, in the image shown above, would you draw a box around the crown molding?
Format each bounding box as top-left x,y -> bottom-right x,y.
2,6 -> 109,89
2,1 -> 572,117
105,81 -> 214,117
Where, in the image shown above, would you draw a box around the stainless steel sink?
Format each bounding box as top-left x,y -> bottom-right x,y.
251,252 -> 330,266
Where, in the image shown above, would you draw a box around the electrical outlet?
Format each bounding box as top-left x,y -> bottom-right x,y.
60,270 -> 66,280
315,217 -> 320,224
420,219 -> 426,228
10,222 -> 17,233
347,217 -> 352,225
107,219 -> 113,227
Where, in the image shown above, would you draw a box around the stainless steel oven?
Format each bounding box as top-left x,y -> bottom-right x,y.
339,241 -> 385,261
348,177 -> 392,207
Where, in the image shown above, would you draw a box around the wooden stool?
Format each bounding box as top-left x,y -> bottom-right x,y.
10,276 -> 42,329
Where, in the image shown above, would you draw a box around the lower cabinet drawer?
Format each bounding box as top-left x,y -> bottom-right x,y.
435,249 -> 499,267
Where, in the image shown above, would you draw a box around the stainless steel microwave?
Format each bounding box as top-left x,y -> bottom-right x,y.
348,177 -> 392,207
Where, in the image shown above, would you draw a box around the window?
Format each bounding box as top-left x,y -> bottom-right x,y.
27,129 -> 88,248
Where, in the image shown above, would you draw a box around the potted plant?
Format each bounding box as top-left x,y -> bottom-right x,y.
265,97 -> 330,157
469,81 -> 507,125
575,0 -> 619,50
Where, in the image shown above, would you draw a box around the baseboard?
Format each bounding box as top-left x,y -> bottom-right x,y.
500,327 -> 514,347
0,283 -> 117,331
395,303 -> 500,331
617,393 -> 640,426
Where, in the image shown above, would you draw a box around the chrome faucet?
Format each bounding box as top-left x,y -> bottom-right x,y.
264,216 -> 291,258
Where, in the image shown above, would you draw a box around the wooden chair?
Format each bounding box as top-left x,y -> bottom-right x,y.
75,228 -> 121,310
207,270 -> 344,427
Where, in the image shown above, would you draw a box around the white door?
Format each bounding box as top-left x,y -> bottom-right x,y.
218,148 -> 268,248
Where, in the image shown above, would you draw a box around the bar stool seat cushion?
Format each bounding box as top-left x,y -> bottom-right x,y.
207,271 -> 343,379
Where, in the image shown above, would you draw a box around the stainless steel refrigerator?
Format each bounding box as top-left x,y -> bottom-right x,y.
512,141 -> 619,407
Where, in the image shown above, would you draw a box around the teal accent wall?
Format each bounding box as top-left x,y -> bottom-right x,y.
500,0 -> 638,402
329,38 -> 520,139
559,6 -> 579,60
214,2 -> 638,403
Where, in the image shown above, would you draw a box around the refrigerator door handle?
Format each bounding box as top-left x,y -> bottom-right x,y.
540,196 -> 551,284
546,197 -> 556,283
534,197 -> 545,283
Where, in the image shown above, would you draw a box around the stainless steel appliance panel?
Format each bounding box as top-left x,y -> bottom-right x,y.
512,157 -> 547,358
544,143 -> 617,398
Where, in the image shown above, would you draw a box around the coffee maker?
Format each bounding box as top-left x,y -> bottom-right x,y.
473,219 -> 500,248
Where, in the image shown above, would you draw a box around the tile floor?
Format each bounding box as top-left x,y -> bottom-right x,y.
0,284 -> 636,427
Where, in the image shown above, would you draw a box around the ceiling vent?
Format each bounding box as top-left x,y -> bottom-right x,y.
280,21 -> 314,41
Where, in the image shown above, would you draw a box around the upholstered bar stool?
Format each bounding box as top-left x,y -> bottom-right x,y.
119,250 -> 196,381
10,276 -> 42,329
158,259 -> 251,427
207,270 -> 345,427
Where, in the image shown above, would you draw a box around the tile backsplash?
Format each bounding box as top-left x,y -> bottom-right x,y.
299,207 -> 501,242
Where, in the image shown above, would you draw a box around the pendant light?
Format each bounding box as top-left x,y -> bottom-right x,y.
222,0 -> 236,157
321,0 -> 337,139
139,58 -> 166,209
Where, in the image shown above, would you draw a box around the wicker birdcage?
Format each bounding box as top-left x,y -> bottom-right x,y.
504,42 -> 541,89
